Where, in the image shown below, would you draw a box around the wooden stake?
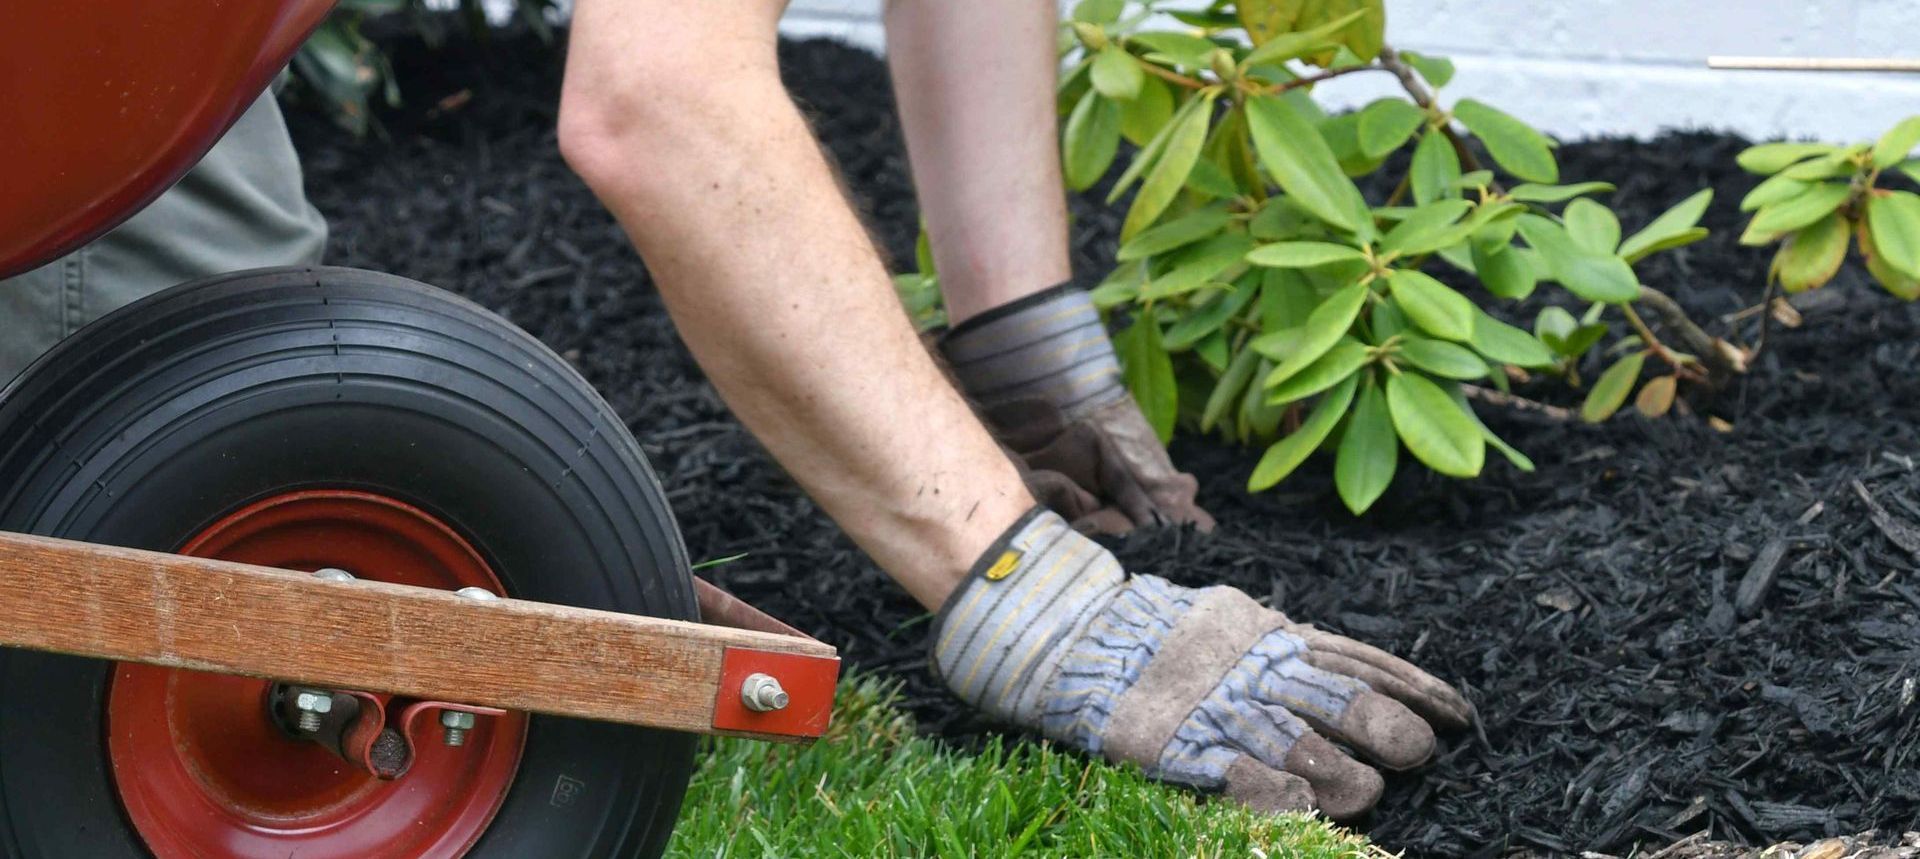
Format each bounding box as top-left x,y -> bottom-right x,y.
1708,56 -> 1920,73
0,530 -> 839,741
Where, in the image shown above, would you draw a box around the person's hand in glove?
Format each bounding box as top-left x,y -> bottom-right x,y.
940,284 -> 1214,535
933,507 -> 1472,820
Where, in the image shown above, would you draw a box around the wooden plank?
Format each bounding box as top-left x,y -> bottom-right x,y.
1709,56 -> 1920,73
0,530 -> 838,741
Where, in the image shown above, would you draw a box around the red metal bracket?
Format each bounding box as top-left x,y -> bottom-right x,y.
711,648 -> 840,740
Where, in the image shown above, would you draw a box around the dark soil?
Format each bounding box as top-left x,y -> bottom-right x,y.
286,30 -> 1920,857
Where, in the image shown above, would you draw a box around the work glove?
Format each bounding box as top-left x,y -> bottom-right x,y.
932,508 -> 1472,821
939,284 -> 1214,534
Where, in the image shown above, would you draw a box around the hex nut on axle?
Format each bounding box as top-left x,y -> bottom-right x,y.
740,673 -> 789,713
441,710 -> 477,747
293,689 -> 334,733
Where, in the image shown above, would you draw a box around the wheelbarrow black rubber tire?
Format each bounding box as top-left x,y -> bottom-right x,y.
0,266 -> 698,858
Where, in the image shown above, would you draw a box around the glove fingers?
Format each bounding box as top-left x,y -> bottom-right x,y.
1222,755 -> 1316,815
1072,507 -> 1136,536
1086,400 -> 1216,532
1251,654 -> 1435,771
1277,728 -> 1384,822
1296,633 -> 1473,730
1020,467 -> 1104,524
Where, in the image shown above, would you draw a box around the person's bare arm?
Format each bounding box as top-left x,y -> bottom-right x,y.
883,0 -> 1215,533
556,0 -> 1030,610
883,0 -> 1071,323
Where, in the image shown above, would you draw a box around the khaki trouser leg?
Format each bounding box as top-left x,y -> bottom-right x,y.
0,92 -> 328,382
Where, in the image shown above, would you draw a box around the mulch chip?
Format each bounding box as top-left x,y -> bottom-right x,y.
287,28 -> 1920,856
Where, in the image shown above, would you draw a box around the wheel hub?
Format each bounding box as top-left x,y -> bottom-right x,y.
106,490 -> 527,859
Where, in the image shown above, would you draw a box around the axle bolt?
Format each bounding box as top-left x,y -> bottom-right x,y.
441,710 -> 477,746
740,673 -> 789,712
312,567 -> 356,583
455,586 -> 499,601
292,689 -> 334,733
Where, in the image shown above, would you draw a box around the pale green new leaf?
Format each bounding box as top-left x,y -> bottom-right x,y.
1141,234 -> 1254,299
1091,46 -> 1145,101
1736,142 -> 1836,175
1781,148 -> 1861,181
1241,7 -> 1369,68
1120,92 -> 1217,240
1447,387 -> 1535,472
1861,222 -> 1920,300
1247,95 -> 1369,235
1106,93 -> 1192,203
1741,182 -> 1851,246
1380,199 -> 1473,256
1399,337 -> 1487,379
1126,33 -> 1220,70
1452,99 -> 1558,183
1533,306 -> 1606,358
1581,351 -> 1646,423
1118,76 -> 1174,146
1470,308 -> 1556,368
1517,214 -> 1639,303
1775,212 -> 1850,293
1385,371 -> 1485,477
1165,277 -> 1258,349
1533,305 -> 1575,344
1868,191 -> 1920,280
1267,338 -> 1369,405
1201,344 -> 1260,433
1563,198 -> 1621,255
1116,318 -> 1178,442
1619,188 -> 1713,262
1875,117 -> 1920,169
1117,208 -> 1232,261
1335,377 -> 1398,514
1471,239 -> 1536,299
1247,374 -> 1358,491
1400,50 -> 1455,88
1263,280 -> 1369,388
1072,0 -> 1124,25
1063,90 -> 1122,191
1410,130 -> 1462,206
1740,174 -> 1811,212
1357,99 -> 1427,159
1508,182 -> 1616,204
1245,241 -> 1369,268
1387,269 -> 1476,342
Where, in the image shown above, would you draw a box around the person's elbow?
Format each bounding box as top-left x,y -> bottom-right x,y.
558,78 -> 646,194
556,61 -> 703,195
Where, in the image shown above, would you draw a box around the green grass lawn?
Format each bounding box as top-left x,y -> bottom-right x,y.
669,678 -> 1376,858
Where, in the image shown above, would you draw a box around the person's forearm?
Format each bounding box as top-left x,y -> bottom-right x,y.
558,0 -> 1031,610
885,0 -> 1072,324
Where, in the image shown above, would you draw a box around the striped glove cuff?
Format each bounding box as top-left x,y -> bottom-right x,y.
939,284 -> 1128,417
930,507 -> 1125,725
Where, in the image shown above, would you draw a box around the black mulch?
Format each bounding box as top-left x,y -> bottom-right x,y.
287,30 -> 1920,857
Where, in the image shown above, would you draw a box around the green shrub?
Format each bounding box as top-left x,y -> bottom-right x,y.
1735,118 -> 1920,298
907,0 -> 1749,514
292,0 -> 556,134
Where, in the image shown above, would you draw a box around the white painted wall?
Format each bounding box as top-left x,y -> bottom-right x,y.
779,0 -> 1920,143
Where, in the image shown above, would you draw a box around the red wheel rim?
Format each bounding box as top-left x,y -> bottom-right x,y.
107,490 -> 527,859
